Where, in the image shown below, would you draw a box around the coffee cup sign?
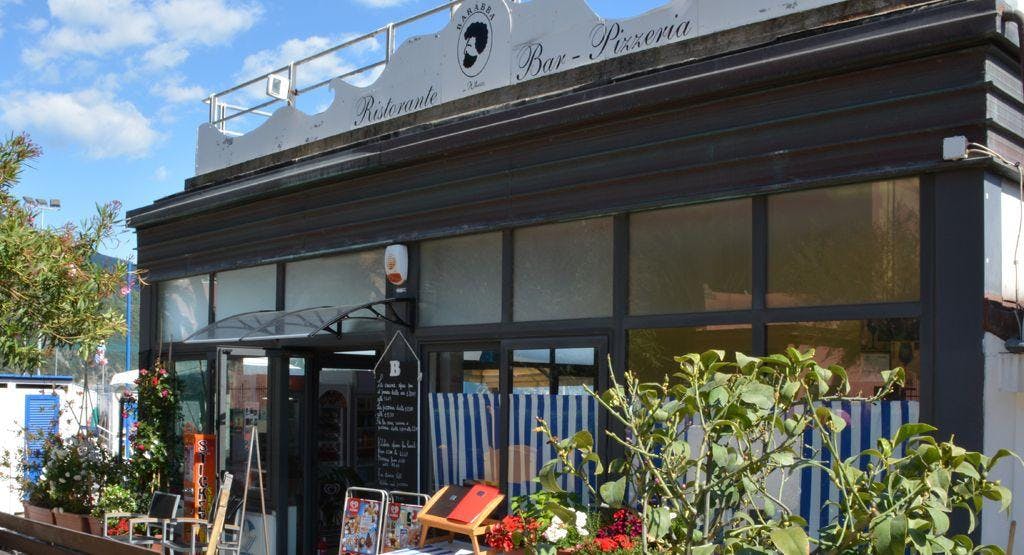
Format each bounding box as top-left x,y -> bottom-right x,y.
385,244 -> 408,286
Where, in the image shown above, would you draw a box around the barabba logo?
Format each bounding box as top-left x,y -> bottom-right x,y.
456,3 -> 496,78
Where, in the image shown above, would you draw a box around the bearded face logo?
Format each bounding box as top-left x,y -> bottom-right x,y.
457,14 -> 492,77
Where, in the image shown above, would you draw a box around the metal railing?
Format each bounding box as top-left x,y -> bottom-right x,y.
203,0 -> 466,136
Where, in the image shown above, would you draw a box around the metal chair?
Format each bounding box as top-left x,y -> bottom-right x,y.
163,472 -> 240,555
103,491 -> 181,547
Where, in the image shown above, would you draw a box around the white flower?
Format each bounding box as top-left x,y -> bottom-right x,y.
544,516 -> 568,543
544,524 -> 568,543
575,510 -> 588,530
73,475 -> 81,481
58,478 -> 65,484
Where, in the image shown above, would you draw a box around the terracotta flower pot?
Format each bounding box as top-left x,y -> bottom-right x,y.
52,508 -> 90,532
21,502 -> 54,524
86,515 -> 104,536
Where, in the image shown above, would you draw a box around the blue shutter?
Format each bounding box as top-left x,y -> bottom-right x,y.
24,395 -> 59,485
122,399 -> 137,459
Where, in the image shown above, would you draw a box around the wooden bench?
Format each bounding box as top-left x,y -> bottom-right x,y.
0,511 -> 154,555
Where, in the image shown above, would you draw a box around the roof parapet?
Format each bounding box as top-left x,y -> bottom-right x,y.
196,0 -> 852,176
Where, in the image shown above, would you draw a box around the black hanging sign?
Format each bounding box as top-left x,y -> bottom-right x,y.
373,331 -> 421,491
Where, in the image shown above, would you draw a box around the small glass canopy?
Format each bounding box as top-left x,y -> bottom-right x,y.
183,299 -> 410,344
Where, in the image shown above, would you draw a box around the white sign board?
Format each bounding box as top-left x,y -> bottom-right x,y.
197,0 -> 846,174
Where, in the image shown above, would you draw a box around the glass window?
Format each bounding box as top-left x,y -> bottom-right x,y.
513,218 -> 613,321
285,250 -> 385,333
214,265 -> 277,319
511,348 -> 598,395
508,347 -> 599,503
420,233 -> 502,326
431,350 -> 500,394
427,350 -> 501,490
767,179 -> 920,307
628,326 -> 753,383
159,275 -> 210,342
766,318 -> 920,400
177,359 -> 209,434
285,250 -> 385,308
630,199 -> 752,314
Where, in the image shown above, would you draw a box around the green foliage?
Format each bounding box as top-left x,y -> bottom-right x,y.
0,132 -> 129,371
93,483 -> 139,517
126,359 -> 182,495
537,349 -> 1021,553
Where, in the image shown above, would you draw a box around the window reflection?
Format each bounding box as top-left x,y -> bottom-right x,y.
214,265 -> 276,319
513,218 -> 613,321
630,199 -> 752,314
420,233 -> 503,326
628,326 -> 753,383
767,179 -> 920,307
159,275 -> 209,342
766,318 -> 920,400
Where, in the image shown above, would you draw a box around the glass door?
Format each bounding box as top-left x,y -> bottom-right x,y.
216,347 -> 275,555
503,338 -> 607,504
217,348 -> 312,555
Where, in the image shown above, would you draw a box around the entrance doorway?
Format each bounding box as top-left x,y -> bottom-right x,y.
215,347 -> 379,555
313,351 -> 378,554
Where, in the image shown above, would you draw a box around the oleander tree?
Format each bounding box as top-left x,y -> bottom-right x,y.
0,132 -> 128,372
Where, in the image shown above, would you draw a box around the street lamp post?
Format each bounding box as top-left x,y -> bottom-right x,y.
21,197 -> 61,228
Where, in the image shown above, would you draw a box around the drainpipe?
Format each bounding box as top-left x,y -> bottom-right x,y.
1001,8 -> 1024,100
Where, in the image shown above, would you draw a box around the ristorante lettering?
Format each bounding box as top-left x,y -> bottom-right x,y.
590,15 -> 692,60
354,85 -> 440,126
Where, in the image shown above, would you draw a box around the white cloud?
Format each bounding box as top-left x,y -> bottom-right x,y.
23,0 -> 261,72
153,165 -> 168,181
23,0 -> 158,67
142,42 -> 190,70
234,33 -> 381,101
0,89 -> 160,159
152,0 -> 260,46
24,17 -> 48,33
150,76 -> 205,103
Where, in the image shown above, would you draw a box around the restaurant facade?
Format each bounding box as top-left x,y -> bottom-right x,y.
127,0 -> 1024,551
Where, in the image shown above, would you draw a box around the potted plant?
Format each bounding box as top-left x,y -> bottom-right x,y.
484,515 -> 541,554
486,491 -> 596,554
91,482 -> 139,536
42,433 -> 109,531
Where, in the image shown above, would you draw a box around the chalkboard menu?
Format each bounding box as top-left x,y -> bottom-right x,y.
375,357 -> 419,490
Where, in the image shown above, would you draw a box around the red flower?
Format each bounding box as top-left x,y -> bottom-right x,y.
485,515 -> 540,552
151,377 -> 159,386
139,369 -> 147,376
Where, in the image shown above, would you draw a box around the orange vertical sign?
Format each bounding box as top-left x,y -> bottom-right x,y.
183,430 -> 217,520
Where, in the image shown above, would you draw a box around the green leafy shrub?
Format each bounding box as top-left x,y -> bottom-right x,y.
537,349 -> 1020,554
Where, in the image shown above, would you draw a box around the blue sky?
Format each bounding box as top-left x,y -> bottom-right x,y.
0,0 -> 668,260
